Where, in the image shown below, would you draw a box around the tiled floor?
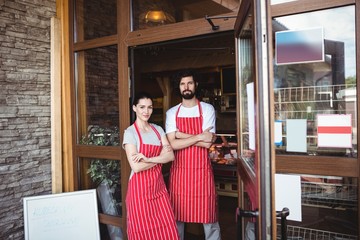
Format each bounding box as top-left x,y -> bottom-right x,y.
184,196 -> 238,240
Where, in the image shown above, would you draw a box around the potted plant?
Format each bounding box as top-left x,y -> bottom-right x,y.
80,125 -> 123,240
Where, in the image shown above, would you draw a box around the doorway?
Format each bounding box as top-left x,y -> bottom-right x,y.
130,31 -> 238,239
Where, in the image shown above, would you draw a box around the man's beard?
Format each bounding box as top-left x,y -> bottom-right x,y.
181,90 -> 195,99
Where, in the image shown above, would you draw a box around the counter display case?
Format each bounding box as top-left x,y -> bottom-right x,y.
209,134 -> 238,197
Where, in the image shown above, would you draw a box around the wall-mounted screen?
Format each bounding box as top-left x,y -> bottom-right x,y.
221,67 -> 236,95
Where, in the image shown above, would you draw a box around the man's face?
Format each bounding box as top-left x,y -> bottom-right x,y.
179,76 -> 196,100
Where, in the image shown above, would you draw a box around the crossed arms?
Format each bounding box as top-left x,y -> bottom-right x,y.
124,135 -> 175,173
166,126 -> 216,151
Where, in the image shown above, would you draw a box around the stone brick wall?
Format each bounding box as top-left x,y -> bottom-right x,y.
0,0 -> 56,239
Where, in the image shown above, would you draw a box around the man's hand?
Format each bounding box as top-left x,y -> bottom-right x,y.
168,126 -> 216,150
161,144 -> 173,154
198,127 -> 216,143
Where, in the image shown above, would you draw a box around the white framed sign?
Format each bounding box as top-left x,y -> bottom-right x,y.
23,189 -> 100,240
276,27 -> 324,65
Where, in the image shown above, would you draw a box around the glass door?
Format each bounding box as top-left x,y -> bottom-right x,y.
271,2 -> 358,238
235,0 -> 359,239
235,0 -> 274,238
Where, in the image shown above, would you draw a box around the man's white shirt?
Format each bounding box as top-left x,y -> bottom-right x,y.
165,102 -> 216,134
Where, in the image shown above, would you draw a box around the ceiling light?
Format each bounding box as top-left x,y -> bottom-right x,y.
145,10 -> 167,23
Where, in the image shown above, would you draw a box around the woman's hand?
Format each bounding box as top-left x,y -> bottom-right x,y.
131,153 -> 148,163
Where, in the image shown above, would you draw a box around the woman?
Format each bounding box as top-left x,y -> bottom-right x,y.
123,92 -> 179,240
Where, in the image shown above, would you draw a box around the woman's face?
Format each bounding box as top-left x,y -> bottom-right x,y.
133,98 -> 153,122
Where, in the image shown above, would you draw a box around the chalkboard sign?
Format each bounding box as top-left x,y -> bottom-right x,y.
23,189 -> 100,240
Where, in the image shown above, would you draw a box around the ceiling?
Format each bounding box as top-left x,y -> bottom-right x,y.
172,0 -> 240,19
132,0 -> 239,94
134,0 -> 240,29
133,30 -> 236,73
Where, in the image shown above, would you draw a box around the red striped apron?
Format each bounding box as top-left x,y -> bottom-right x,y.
169,101 -> 217,223
126,123 -> 179,240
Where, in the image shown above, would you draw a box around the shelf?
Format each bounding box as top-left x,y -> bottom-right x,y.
212,163 -> 237,181
215,181 -> 238,197
301,181 -> 357,209
220,109 -> 236,113
278,225 -> 357,240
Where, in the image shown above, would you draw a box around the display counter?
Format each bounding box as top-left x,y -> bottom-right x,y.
210,134 -> 238,197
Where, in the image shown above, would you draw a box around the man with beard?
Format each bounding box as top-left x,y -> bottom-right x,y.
165,69 -> 221,240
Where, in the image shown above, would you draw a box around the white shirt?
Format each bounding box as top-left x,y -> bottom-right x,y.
165,101 -> 216,134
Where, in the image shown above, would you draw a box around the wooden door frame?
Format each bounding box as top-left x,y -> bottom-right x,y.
56,0 -> 360,238
235,0 -> 274,237
58,0 -> 237,236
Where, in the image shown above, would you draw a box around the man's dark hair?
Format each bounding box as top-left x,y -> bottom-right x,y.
173,69 -> 203,98
174,69 -> 199,86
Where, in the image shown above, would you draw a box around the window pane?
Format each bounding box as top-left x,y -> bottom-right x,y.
100,223 -> 123,240
276,174 -> 358,238
131,0 -> 239,30
271,0 -> 298,4
74,46 -> 119,143
238,12 -> 255,172
79,157 -> 122,217
74,0 -> 117,42
273,6 -> 357,157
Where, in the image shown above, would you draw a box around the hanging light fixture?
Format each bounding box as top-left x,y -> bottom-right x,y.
145,10 -> 167,23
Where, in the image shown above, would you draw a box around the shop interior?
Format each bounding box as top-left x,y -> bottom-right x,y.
131,31 -> 239,239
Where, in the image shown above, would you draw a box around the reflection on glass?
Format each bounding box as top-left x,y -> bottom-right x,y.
100,223 -> 123,240
239,11 -> 255,172
276,174 -> 358,238
74,0 -> 117,42
131,0 -> 239,30
271,0 -> 298,5
75,46 -> 119,143
132,0 -> 175,30
273,6 -> 357,157
80,157 -> 122,217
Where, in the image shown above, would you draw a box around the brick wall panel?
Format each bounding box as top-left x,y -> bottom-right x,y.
0,0 -> 56,239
